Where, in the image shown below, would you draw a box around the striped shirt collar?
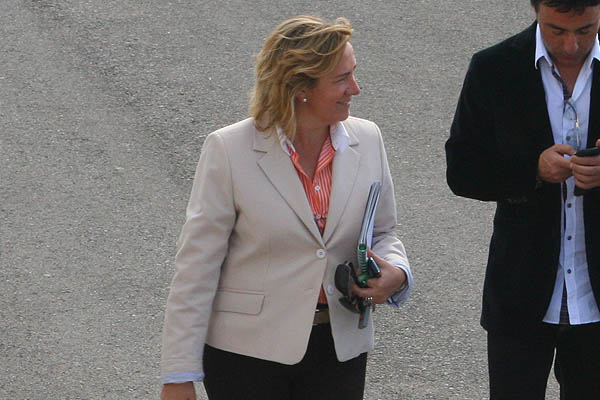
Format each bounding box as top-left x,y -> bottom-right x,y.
276,121 -> 350,156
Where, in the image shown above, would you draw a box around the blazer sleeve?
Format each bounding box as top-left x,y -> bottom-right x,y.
161,132 -> 236,376
445,53 -> 539,201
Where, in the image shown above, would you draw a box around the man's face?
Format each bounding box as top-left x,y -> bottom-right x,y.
537,4 -> 600,69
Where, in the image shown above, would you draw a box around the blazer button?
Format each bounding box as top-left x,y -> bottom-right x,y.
326,284 -> 335,295
316,249 -> 326,259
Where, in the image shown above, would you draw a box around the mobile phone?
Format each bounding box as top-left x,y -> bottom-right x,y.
575,147 -> 600,157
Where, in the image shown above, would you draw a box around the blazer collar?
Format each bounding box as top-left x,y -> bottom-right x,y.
254,121 -> 361,245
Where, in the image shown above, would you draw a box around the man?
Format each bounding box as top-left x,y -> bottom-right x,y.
446,0 -> 600,398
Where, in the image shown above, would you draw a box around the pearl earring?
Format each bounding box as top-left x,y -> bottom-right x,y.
302,98 -> 308,103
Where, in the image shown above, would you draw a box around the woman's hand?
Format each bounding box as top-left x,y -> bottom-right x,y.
161,382 -> 196,400
351,249 -> 407,304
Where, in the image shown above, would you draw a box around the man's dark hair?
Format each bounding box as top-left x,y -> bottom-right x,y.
531,0 -> 600,13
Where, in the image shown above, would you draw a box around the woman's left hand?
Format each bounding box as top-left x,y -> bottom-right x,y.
351,249 -> 407,304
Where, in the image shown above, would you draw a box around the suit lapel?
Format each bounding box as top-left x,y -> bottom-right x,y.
322,125 -> 360,243
511,22 -> 555,153
587,59 -> 600,148
521,69 -> 555,153
255,130 -> 324,245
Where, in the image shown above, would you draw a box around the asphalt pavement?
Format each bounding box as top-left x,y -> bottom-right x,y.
1,1 -> 560,399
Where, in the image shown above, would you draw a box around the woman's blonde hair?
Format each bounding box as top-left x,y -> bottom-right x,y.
250,16 -> 353,141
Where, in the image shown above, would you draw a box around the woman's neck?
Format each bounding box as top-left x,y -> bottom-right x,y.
294,123 -> 329,151
292,124 -> 330,181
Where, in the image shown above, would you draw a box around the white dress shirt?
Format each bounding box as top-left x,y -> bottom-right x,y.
535,24 -> 600,325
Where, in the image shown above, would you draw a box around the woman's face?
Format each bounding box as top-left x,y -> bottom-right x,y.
301,42 -> 360,128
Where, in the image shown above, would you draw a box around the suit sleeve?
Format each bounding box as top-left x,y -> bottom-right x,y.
445,54 -> 539,201
161,132 -> 236,377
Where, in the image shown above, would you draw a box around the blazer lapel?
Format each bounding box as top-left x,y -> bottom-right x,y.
254,130 -> 324,245
511,22 -> 555,153
587,59 -> 600,148
521,68 -> 555,153
322,126 -> 360,243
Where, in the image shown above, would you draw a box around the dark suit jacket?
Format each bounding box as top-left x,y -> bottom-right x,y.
445,22 -> 600,335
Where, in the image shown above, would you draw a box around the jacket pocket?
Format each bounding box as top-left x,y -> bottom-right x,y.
212,289 -> 265,315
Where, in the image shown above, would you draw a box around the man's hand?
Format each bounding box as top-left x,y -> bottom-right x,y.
351,249 -> 407,304
571,154 -> 600,189
161,382 -> 196,400
570,139 -> 600,190
571,139 -> 600,189
538,144 -> 575,183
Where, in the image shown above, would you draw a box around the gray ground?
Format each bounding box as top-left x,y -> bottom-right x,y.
1,1 -> 561,399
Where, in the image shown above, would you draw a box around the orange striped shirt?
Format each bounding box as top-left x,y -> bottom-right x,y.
288,136 -> 335,304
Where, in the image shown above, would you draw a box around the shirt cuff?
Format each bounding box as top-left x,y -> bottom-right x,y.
162,371 -> 205,384
386,263 -> 413,308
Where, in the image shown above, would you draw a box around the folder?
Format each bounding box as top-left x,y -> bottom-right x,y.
357,181 -> 381,329
334,181 -> 383,329
356,181 -> 381,286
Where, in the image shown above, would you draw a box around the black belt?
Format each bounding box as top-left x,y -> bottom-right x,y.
313,307 -> 330,325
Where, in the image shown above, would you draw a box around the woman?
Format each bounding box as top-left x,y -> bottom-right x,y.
161,15 -> 413,400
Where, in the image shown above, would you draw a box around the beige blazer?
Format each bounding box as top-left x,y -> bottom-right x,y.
161,116 -> 408,376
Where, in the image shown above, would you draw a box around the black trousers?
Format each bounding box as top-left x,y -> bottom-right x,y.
203,323 -> 368,400
487,322 -> 600,399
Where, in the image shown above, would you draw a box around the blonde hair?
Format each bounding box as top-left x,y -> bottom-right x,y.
250,16 -> 353,141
